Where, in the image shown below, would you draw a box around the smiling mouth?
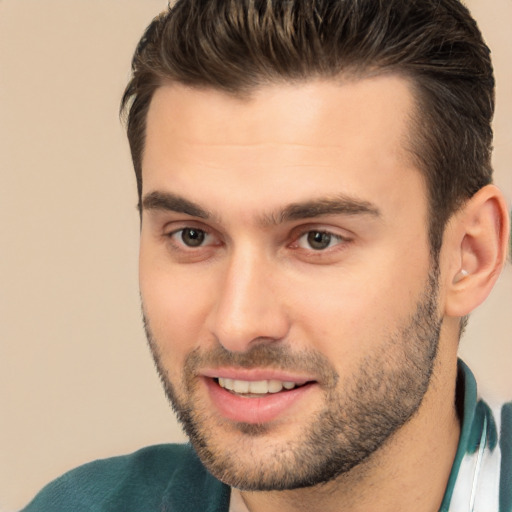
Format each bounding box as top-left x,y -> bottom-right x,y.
205,376 -> 317,423
215,377 -> 310,396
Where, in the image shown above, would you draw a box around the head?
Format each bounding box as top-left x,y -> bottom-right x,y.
121,0 -> 506,494
121,0 -> 495,256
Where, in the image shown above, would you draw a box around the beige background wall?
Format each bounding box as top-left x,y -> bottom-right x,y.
0,1 -> 510,511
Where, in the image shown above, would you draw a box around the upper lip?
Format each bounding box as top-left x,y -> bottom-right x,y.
200,367 -> 316,385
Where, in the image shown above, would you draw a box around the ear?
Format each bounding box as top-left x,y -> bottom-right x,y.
444,185 -> 510,318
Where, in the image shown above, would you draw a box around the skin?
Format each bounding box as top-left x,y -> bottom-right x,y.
138,76 -> 508,511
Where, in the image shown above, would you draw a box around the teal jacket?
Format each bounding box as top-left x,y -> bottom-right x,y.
22,361 -> 512,511
23,443 -> 230,512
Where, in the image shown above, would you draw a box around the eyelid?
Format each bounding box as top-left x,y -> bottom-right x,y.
160,219 -> 352,253
297,231 -> 344,248
287,224 -> 354,257
163,222 -> 221,250
163,218 -> 212,236
290,223 -> 352,241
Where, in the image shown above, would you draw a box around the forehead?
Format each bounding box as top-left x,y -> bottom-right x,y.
142,76 -> 424,219
145,75 -> 416,150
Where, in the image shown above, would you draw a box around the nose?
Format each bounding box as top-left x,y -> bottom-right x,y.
207,248 -> 290,353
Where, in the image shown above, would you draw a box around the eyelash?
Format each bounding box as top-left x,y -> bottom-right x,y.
165,226 -> 217,250
292,229 -> 348,251
163,225 -> 351,256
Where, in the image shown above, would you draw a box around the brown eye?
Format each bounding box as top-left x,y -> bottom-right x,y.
180,228 -> 206,247
306,231 -> 333,250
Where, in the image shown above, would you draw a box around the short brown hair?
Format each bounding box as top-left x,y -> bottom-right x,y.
121,0 -> 494,254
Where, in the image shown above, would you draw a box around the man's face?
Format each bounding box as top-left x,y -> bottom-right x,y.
139,77 -> 441,489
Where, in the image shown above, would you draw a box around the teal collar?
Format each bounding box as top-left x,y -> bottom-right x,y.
439,359 -> 478,509
439,359 -> 502,511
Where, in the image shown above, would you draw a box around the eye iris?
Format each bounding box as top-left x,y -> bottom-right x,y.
181,229 -> 205,247
307,231 -> 331,250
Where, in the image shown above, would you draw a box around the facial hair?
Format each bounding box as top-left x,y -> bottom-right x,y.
143,268 -> 441,491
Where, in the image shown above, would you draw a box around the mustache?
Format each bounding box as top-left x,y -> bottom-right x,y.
183,343 -> 339,387
142,309 -> 338,387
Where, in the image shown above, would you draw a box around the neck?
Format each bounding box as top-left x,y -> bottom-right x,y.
240,353 -> 461,512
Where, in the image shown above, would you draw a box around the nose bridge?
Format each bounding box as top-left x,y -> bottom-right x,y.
209,243 -> 288,352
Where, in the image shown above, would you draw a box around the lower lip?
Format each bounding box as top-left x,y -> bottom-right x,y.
204,378 -> 316,424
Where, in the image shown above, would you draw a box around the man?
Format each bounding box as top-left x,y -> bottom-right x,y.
23,0 -> 511,510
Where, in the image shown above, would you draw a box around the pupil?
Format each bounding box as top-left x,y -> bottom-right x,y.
182,229 -> 205,247
307,231 -> 331,250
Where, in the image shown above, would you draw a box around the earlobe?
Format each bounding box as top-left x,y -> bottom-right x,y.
444,185 -> 510,318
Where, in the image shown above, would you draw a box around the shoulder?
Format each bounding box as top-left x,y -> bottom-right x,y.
22,444 -> 229,512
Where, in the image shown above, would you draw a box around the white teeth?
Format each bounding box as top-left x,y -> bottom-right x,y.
233,379 -> 250,393
248,380 -> 268,394
268,380 -> 283,393
217,378 -> 300,394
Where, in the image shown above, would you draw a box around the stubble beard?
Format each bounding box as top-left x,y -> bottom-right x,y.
143,268 -> 441,491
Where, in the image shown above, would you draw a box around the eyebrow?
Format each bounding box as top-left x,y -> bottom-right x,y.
262,196 -> 381,226
141,191 -> 212,219
141,191 -> 380,225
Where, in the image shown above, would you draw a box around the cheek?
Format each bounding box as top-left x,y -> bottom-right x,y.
294,278 -> 383,363
292,257 -> 428,365
139,248 -> 216,370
